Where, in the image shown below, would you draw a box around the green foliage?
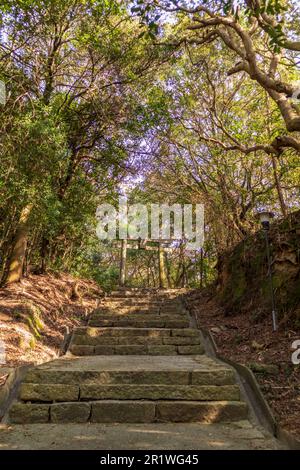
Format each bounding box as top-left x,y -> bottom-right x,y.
0,0 -> 170,284
70,240 -> 120,291
0,0 -> 299,294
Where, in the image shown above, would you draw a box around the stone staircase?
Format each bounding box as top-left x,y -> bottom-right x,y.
7,289 -> 248,424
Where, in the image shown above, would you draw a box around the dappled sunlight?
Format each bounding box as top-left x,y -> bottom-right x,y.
207,440 -> 228,448
127,427 -> 180,435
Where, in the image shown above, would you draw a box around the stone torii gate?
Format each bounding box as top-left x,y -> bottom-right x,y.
118,239 -> 174,288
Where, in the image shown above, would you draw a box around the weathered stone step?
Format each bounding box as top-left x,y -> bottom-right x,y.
100,298 -> 182,305
92,307 -> 183,315
18,383 -> 240,402
159,309 -> 184,314
69,343 -> 204,356
81,384 -> 240,401
9,400 -> 247,424
69,325 -> 203,355
90,313 -> 185,320
100,297 -> 170,307
88,318 -> 189,328
109,291 -> 154,298
22,356 -> 236,386
71,333 -> 201,346
93,308 -> 161,315
101,300 -> 162,305
74,327 -> 199,337
108,291 -> 180,299
91,311 -> 185,318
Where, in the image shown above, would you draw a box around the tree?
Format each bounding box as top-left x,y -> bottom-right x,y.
134,0 -> 300,156
0,0 -> 172,283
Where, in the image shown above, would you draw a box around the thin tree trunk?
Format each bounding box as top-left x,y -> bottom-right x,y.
4,204 -> 33,285
200,248 -> 204,288
182,261 -> 186,288
271,154 -> 287,217
119,239 -> 127,286
266,95 -> 288,217
179,243 -> 186,288
147,257 -> 151,288
158,243 -> 168,289
165,252 -> 172,288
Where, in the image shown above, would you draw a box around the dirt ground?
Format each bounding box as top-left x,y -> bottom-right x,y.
0,421 -> 285,450
185,289 -> 300,441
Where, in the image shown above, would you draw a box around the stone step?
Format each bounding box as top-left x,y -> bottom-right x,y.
69,343 -> 204,356
109,291 -> 154,298
100,299 -> 182,307
22,356 -> 236,386
101,300 -> 170,305
18,383 -> 240,402
70,328 -> 203,355
74,327 -> 199,337
91,305 -> 183,316
19,383 -> 240,402
88,318 -> 190,328
94,308 -> 161,315
9,400 -> 247,424
108,292 -> 179,299
92,307 -> 183,315
109,296 -> 180,301
71,333 -> 201,346
81,384 -> 240,401
159,308 -> 183,314
97,302 -> 149,309
90,312 -> 184,320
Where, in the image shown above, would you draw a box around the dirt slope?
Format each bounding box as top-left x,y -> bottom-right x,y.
186,289 -> 300,440
0,273 -> 102,367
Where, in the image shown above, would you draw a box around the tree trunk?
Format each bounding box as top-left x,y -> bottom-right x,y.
200,248 -> 204,288
158,243 -> 168,289
4,204 -> 33,285
181,261 -> 186,288
119,239 -> 127,286
266,97 -> 288,217
165,252 -> 172,288
271,155 -> 287,217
